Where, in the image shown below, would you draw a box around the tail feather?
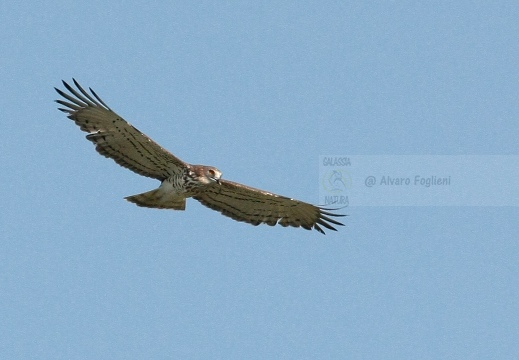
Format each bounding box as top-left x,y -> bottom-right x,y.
125,189 -> 186,210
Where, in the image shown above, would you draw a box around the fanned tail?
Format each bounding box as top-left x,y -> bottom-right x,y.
125,189 -> 186,210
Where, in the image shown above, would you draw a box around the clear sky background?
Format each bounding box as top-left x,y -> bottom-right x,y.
1,1 -> 518,359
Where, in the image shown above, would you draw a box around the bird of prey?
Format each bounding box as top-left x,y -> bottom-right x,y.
55,79 -> 344,234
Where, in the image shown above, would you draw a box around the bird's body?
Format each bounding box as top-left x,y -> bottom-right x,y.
55,79 -> 344,234
126,165 -> 222,210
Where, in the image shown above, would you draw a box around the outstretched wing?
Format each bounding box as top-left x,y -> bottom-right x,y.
193,179 -> 345,234
55,79 -> 187,180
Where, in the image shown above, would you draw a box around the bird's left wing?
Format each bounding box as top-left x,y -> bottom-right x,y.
193,179 -> 345,234
55,79 -> 187,180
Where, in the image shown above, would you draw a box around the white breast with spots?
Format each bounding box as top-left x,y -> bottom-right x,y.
160,171 -> 188,195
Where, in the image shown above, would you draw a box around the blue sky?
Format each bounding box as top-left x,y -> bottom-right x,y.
1,1 -> 518,359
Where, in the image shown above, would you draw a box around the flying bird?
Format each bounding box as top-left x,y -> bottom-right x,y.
55,79 -> 344,234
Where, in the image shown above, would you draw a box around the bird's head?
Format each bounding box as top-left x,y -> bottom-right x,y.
192,165 -> 222,185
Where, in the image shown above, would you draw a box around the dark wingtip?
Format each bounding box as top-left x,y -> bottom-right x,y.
315,225 -> 325,234
314,206 -> 347,234
54,87 -> 66,97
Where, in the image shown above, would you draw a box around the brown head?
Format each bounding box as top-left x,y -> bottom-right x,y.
189,165 -> 222,186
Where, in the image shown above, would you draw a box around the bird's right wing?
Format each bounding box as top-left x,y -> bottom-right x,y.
194,179 -> 345,234
55,79 -> 187,180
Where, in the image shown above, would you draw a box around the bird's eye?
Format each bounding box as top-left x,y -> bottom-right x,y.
208,169 -> 215,176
